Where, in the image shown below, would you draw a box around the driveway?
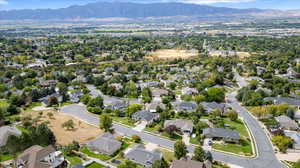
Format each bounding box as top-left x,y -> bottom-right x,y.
133,121 -> 147,132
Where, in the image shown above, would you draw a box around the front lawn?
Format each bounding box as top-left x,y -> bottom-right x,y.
190,137 -> 201,145
158,148 -> 174,163
144,124 -> 161,133
145,123 -> 182,141
85,162 -> 105,168
112,116 -> 136,127
161,132 -> 182,140
65,155 -> 82,166
24,102 -> 42,112
223,118 -> 250,138
213,138 -> 253,156
80,147 -> 112,161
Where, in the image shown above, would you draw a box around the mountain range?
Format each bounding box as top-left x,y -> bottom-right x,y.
0,2 -> 298,21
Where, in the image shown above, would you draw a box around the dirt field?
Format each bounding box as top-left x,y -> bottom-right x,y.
22,109 -> 103,145
236,52 -> 251,58
146,49 -> 198,60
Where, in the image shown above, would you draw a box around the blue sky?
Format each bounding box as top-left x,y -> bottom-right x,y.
0,0 -> 299,10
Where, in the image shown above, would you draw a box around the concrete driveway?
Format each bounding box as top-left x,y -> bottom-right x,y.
133,121 -> 147,132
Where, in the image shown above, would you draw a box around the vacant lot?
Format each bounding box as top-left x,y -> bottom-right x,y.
147,49 -> 198,60
23,109 -> 103,145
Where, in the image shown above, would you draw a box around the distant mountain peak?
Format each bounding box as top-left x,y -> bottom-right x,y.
0,1 -> 281,21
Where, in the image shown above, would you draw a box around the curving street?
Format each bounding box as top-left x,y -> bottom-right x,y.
61,81 -> 286,168
61,97 -> 286,168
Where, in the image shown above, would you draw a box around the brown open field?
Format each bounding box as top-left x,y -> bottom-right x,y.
236,52 -> 251,58
22,109 -> 103,145
146,49 -> 198,61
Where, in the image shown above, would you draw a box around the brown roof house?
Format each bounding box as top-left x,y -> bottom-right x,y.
16,145 -> 66,168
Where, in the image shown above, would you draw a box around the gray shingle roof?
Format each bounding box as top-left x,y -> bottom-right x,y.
275,115 -> 299,130
0,126 -> 22,147
200,102 -> 225,113
125,144 -> 162,167
173,101 -> 197,113
284,131 -> 300,150
132,110 -> 159,122
87,133 -> 122,155
164,119 -> 194,133
203,128 -> 240,140
264,97 -> 300,106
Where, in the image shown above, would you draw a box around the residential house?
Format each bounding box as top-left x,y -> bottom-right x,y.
146,102 -> 166,113
139,81 -> 161,89
132,110 -> 159,124
125,144 -> 162,167
294,110 -> 300,121
75,75 -> 88,83
164,119 -> 194,135
39,80 -> 57,87
151,88 -> 169,98
284,131 -> 300,150
200,102 -> 226,114
87,133 -> 122,155
110,83 -> 123,91
0,126 -> 22,150
39,93 -> 63,107
171,158 -> 212,168
264,97 -> 300,110
275,115 -> 299,130
203,128 -> 240,143
103,97 -> 128,112
172,101 -> 197,113
16,145 -> 66,168
287,67 -> 298,78
181,87 -> 199,95
256,66 -> 266,76
68,91 -> 83,103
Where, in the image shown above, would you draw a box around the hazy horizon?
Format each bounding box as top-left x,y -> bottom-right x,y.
0,0 -> 299,11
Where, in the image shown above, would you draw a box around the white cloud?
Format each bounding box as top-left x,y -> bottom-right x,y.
0,0 -> 8,5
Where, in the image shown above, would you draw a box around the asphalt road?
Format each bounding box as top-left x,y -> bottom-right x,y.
61,82 -> 287,168
60,102 -> 286,168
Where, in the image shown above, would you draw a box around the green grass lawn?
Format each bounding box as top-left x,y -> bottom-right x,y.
223,118 -> 250,138
145,123 -> 182,141
24,102 -> 42,112
0,100 -> 9,109
190,137 -> 201,145
65,155 -> 82,166
85,162 -> 105,168
16,125 -> 30,134
112,116 -> 136,127
144,124 -> 161,133
161,132 -> 182,140
80,147 -> 112,161
158,148 -> 174,163
0,153 -> 13,162
213,138 -> 253,156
